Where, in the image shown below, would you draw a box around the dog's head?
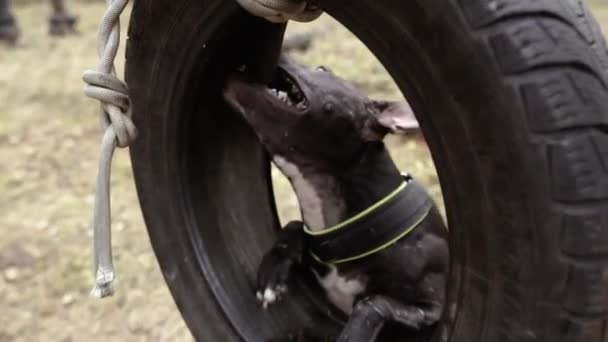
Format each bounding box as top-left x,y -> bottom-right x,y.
223,55 -> 418,170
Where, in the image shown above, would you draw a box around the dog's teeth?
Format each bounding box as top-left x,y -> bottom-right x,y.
277,91 -> 288,102
268,88 -> 299,107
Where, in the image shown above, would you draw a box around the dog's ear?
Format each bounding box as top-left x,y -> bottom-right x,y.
363,100 -> 420,141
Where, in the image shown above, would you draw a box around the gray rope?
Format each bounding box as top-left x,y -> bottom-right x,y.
82,0 -> 135,298
235,0 -> 322,23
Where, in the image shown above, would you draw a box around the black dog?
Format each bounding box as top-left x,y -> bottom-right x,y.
223,55 -> 449,342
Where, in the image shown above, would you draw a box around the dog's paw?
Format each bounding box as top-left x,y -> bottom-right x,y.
256,221 -> 305,309
256,284 -> 288,309
256,246 -> 297,309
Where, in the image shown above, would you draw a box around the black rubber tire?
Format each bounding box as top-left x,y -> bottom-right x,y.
125,0 -> 608,341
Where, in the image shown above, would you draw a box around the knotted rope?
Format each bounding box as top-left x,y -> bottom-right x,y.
82,0 -> 135,298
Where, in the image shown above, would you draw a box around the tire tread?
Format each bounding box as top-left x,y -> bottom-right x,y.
457,0 -> 608,340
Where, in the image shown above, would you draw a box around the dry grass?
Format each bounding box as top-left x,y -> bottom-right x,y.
0,1 -> 606,341
1,3 -> 190,341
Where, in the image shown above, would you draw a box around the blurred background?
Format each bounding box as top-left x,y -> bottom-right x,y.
1,1 -> 606,341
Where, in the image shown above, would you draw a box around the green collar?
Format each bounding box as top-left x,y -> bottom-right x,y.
305,174 -> 433,264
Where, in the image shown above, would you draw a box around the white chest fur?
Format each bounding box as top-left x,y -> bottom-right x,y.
273,156 -> 326,229
316,265 -> 367,314
272,155 -> 364,312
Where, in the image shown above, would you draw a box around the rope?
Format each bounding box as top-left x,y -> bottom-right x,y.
235,0 -> 322,23
82,0 -> 135,298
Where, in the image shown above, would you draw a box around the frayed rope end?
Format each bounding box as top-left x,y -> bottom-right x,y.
90,283 -> 114,298
90,268 -> 115,299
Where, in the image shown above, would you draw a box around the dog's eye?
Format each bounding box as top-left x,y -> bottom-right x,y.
316,66 -> 332,73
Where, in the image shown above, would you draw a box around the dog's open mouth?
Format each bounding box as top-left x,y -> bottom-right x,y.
266,67 -> 309,111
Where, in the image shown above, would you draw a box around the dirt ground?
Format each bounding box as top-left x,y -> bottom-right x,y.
1,1 -> 606,341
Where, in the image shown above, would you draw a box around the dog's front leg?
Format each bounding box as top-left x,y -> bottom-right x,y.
256,221 -> 305,309
337,296 -> 441,342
